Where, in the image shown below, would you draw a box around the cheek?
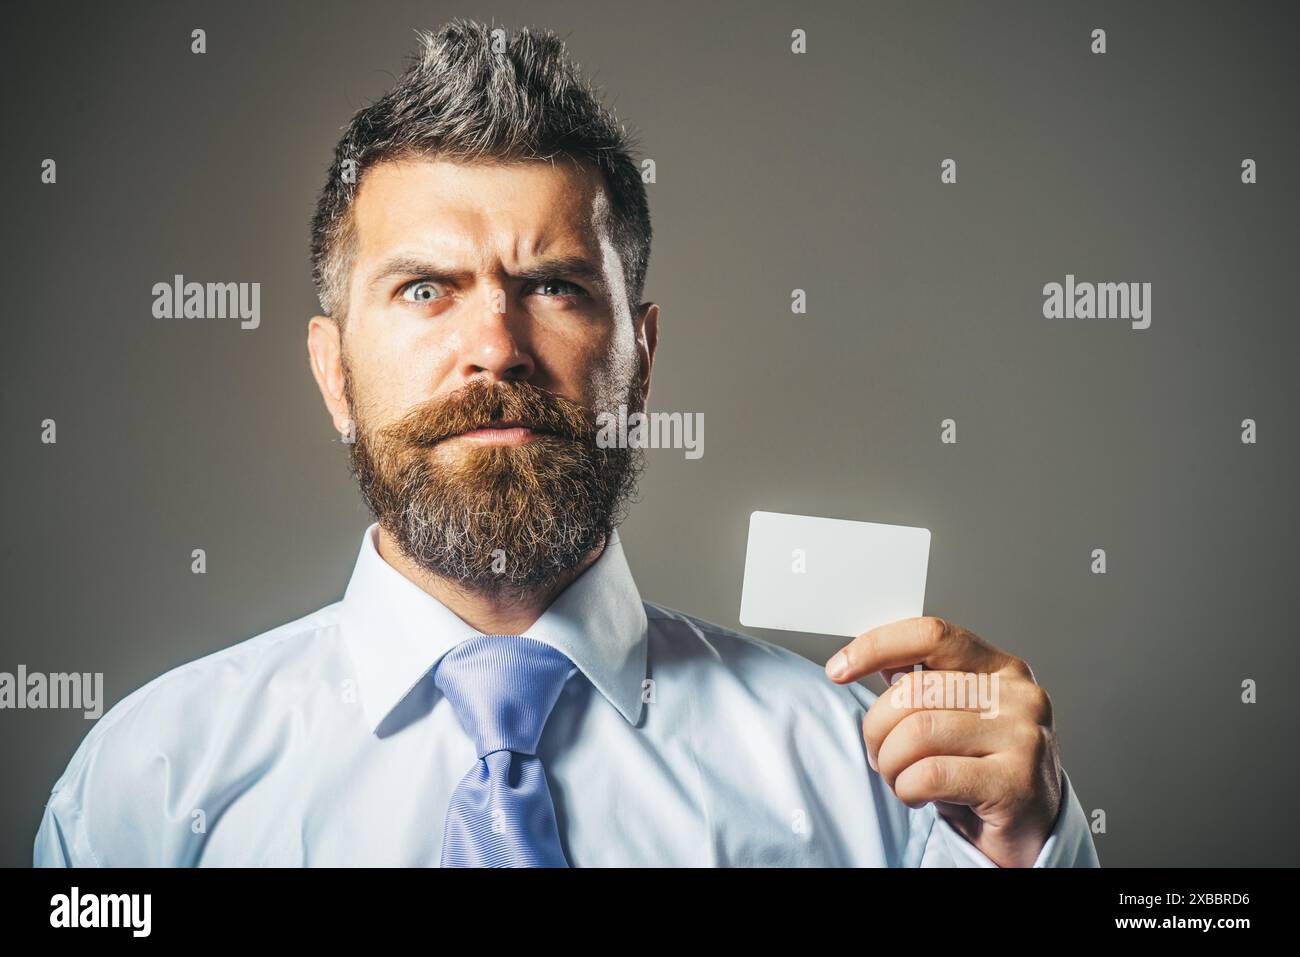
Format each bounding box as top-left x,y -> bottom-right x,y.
351,333 -> 458,423
544,325 -> 635,411
593,329 -> 640,407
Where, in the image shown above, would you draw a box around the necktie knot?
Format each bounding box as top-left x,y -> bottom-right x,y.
434,634 -> 576,759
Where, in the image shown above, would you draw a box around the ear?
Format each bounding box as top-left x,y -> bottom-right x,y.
307,315 -> 352,435
634,301 -> 659,408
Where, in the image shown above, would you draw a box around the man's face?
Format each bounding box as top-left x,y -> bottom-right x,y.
308,156 -> 658,595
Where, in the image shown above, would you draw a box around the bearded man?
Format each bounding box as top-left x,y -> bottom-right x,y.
35,19 -> 1097,868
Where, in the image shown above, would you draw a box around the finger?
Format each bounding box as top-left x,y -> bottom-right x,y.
865,668 -> 1040,767
874,708 -> 1021,791
892,755 -> 1000,811
863,669 -> 993,768
826,616 -> 1011,684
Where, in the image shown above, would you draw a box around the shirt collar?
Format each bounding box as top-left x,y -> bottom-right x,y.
339,523 -> 648,734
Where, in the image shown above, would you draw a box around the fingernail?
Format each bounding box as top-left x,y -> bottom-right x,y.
826,651 -> 848,680
867,749 -> 878,772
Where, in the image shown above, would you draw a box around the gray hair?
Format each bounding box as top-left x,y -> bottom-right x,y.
309,19 -> 652,323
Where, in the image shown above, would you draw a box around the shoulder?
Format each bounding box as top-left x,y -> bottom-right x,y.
57,604 -> 343,785
642,600 -> 879,717
38,603 -> 344,863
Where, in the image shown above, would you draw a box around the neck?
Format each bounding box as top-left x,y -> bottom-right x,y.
375,527 -> 607,635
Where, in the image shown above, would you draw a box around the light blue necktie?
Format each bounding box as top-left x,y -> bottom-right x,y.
434,634 -> 577,867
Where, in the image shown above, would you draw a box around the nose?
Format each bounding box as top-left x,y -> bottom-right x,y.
455,285 -> 536,384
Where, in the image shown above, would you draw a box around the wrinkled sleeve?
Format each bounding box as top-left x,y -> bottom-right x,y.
34,785 -> 101,867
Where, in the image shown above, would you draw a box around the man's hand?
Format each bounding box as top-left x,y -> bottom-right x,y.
825,616 -> 1063,867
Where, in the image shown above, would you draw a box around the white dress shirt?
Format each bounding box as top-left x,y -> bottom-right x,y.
34,523 -> 1099,867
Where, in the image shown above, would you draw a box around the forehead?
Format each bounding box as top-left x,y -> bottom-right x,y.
350,155 -> 611,266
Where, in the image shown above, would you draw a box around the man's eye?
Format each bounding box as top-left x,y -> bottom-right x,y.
400,281 -> 442,303
532,279 -> 584,298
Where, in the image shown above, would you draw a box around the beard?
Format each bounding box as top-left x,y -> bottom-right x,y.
344,364 -> 643,600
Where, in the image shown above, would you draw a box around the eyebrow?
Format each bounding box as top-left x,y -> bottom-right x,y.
363,254 -> 608,294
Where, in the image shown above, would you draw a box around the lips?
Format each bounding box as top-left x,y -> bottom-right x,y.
438,420 -> 554,444
456,420 -> 540,436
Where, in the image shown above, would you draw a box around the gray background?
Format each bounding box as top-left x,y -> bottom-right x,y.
3,0 -> 1297,867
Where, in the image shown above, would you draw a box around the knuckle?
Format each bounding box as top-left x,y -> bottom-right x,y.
921,616 -> 949,643
919,757 -> 949,794
899,707 -> 941,743
1014,719 -> 1045,755
1009,724 -> 1054,786
1026,684 -> 1054,726
896,758 -> 944,807
910,707 -> 940,742
1032,724 -> 1055,763
1005,655 -> 1035,681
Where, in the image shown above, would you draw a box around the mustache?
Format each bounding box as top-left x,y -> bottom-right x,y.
381,380 -> 596,447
